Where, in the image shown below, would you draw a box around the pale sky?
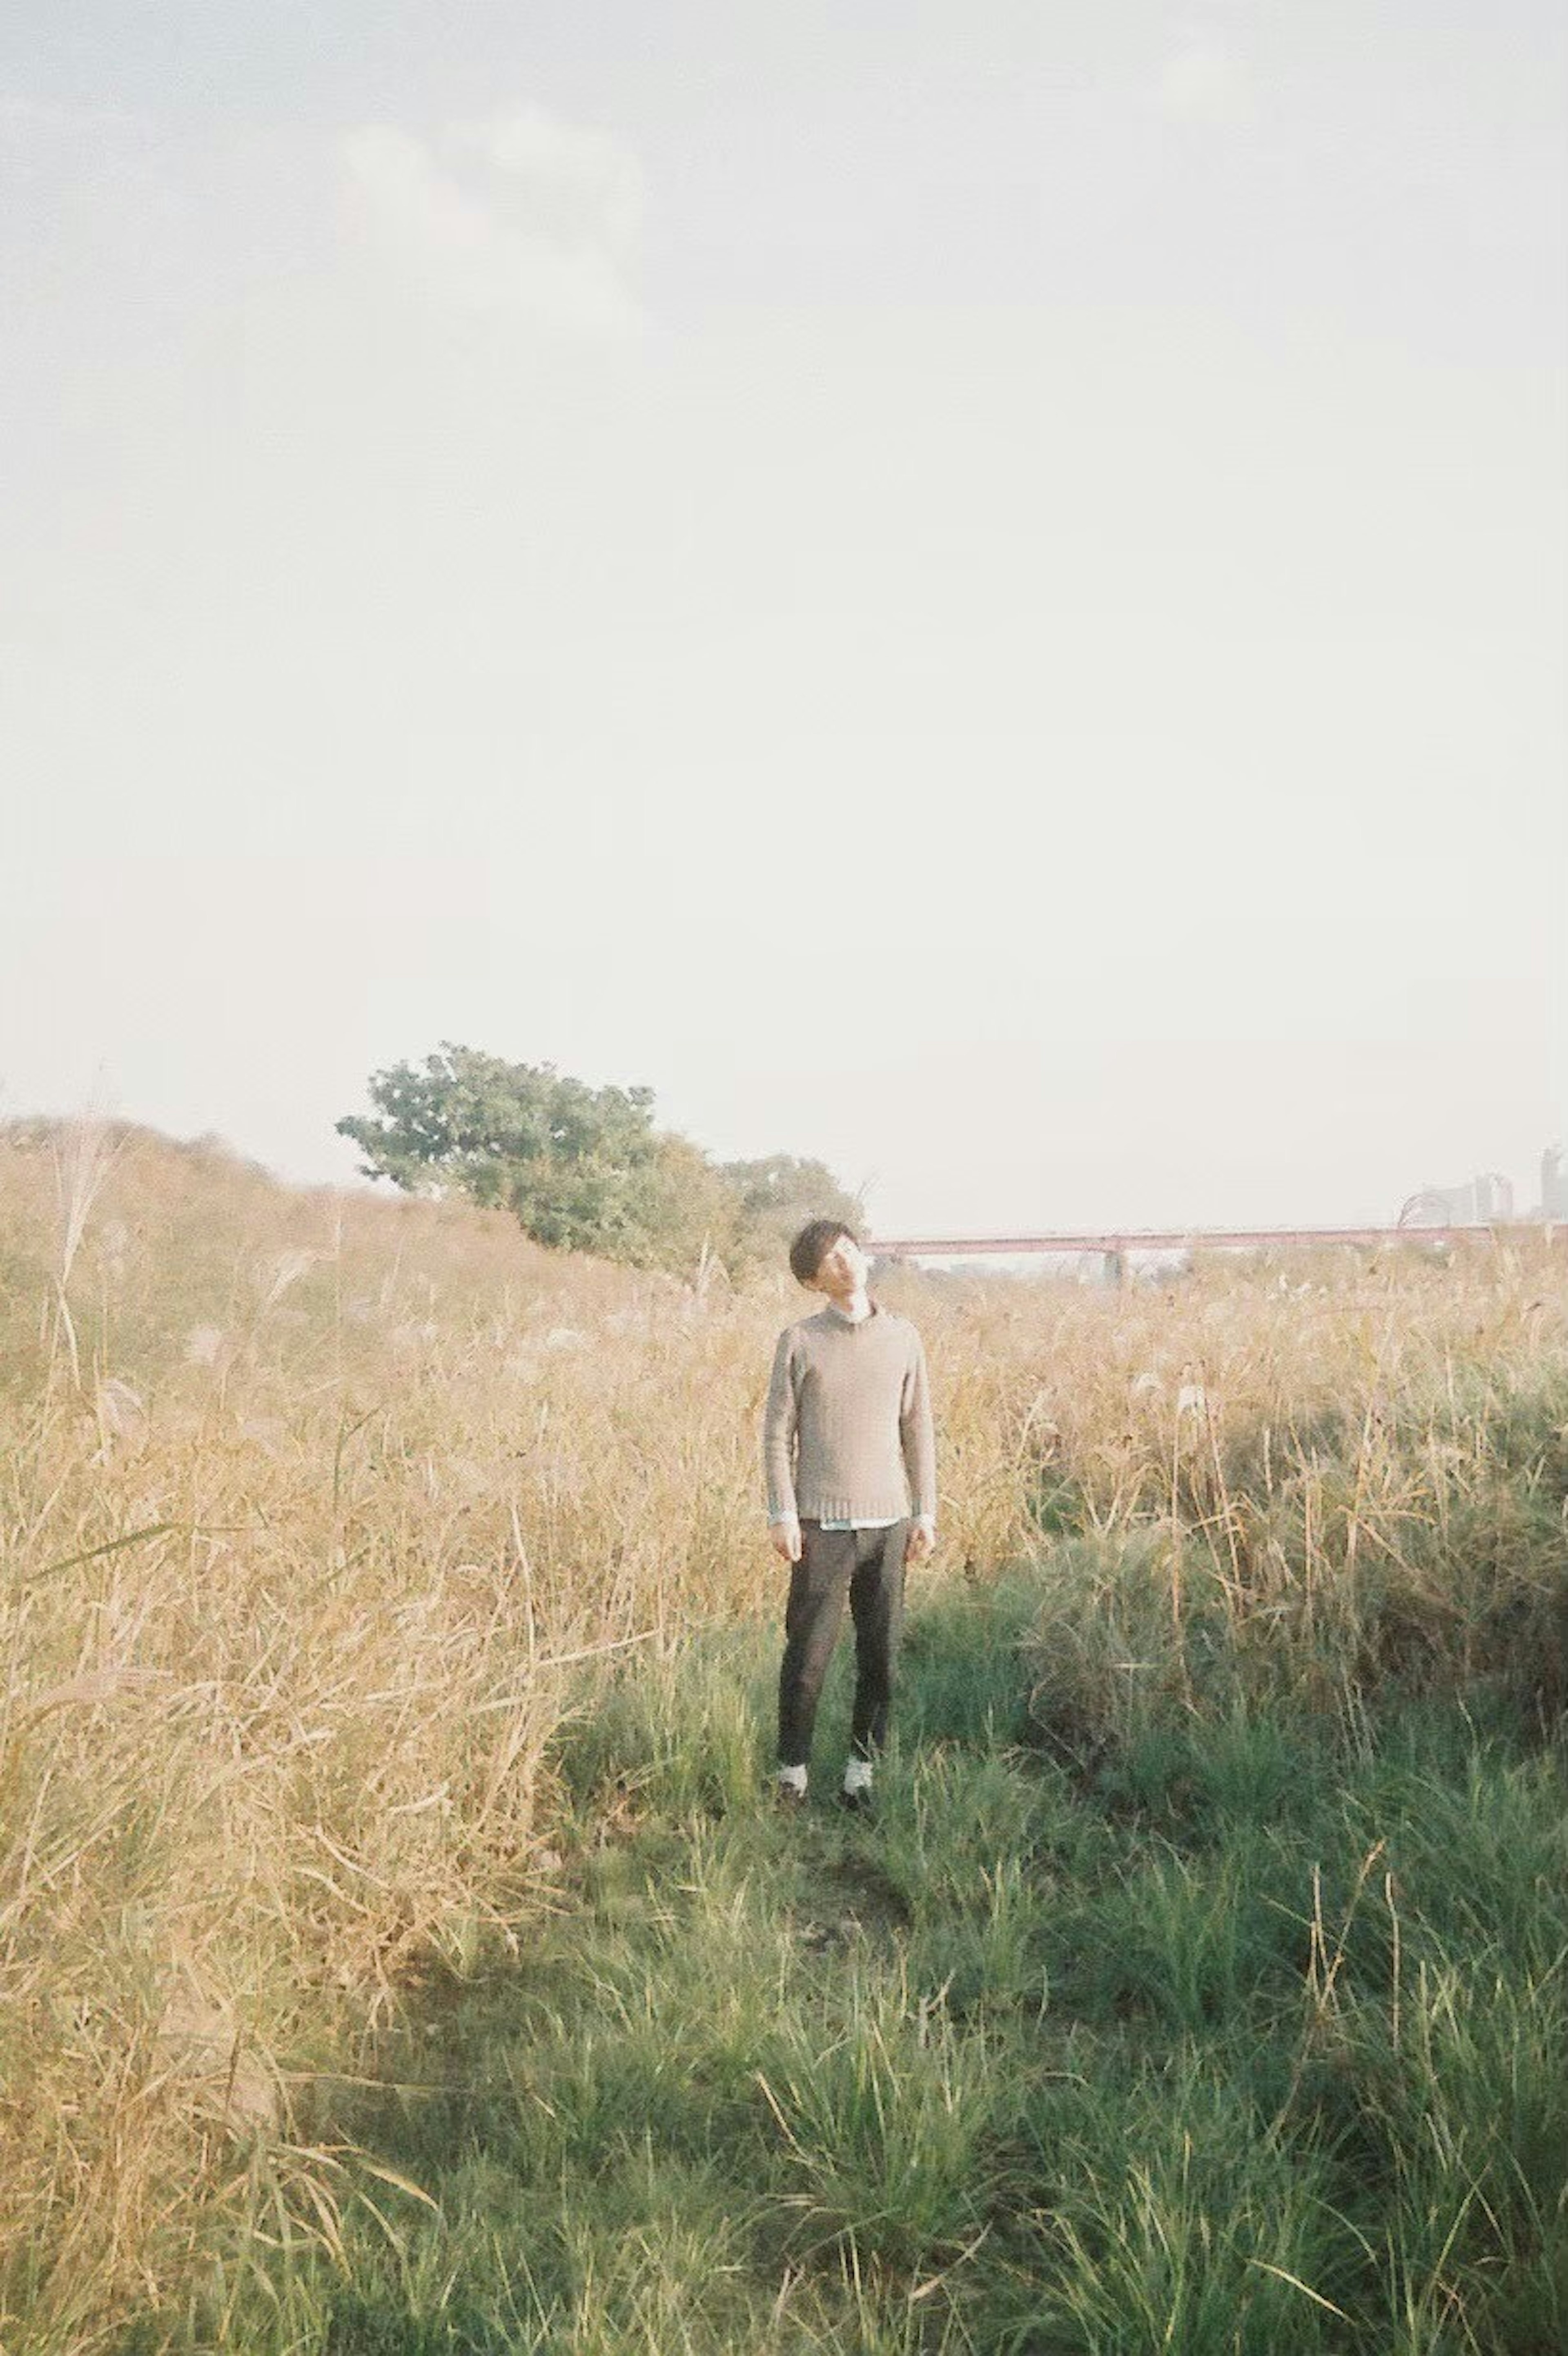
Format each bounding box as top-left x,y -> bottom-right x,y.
4,2 -> 1564,1235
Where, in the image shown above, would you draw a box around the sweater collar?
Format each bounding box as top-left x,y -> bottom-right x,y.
822,1297 -> 878,1326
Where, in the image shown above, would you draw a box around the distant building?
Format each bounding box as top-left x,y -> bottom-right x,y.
1398,1172 -> 1515,1227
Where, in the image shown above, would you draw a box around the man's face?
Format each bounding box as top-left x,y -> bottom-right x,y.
811,1234 -> 869,1300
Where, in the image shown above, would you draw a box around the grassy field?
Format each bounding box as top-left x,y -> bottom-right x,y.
2,1123 -> 1566,2350
131,1605 -> 1568,2355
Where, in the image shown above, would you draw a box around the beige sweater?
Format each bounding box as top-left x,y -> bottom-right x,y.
763,1302 -> 937,1526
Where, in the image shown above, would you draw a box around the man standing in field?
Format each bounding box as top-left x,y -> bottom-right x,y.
764,1220 -> 937,1814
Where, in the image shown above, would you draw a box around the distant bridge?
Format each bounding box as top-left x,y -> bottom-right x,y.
867,1224 -> 1564,1261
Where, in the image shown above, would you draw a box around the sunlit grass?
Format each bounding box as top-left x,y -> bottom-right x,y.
1,1119 -> 1566,2345
111,1586 -> 1568,2356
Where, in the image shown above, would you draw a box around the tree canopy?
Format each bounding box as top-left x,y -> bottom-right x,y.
718,1153 -> 864,1262
337,1046 -> 860,1278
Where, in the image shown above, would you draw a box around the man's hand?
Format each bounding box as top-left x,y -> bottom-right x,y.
905,1515 -> 937,1567
770,1515 -> 803,1563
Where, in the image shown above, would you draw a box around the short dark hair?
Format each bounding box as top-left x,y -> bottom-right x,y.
789,1218 -> 858,1286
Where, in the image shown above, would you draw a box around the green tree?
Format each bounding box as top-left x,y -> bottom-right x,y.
336,1044 -> 659,1204
337,1045 -> 744,1277
719,1153 -> 865,1268
503,1134 -> 740,1275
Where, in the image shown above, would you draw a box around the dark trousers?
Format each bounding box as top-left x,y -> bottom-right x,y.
777,1520 -> 909,1770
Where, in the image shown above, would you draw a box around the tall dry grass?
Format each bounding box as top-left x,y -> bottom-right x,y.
1,1121 -> 1565,2342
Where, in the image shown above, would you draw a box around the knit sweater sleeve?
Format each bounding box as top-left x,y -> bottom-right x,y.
900,1332 -> 937,1523
762,1328 -> 800,1521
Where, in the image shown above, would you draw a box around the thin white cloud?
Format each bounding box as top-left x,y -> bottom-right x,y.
339,106 -> 644,336
1156,33 -> 1255,125
453,104 -> 644,263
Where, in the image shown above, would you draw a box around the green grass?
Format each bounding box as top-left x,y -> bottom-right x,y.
112,1567 -> 1568,2356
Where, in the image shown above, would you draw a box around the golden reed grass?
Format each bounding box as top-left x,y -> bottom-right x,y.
1,1122 -> 1564,2338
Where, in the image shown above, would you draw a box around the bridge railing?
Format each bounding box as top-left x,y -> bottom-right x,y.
866,1224 -> 1562,1260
